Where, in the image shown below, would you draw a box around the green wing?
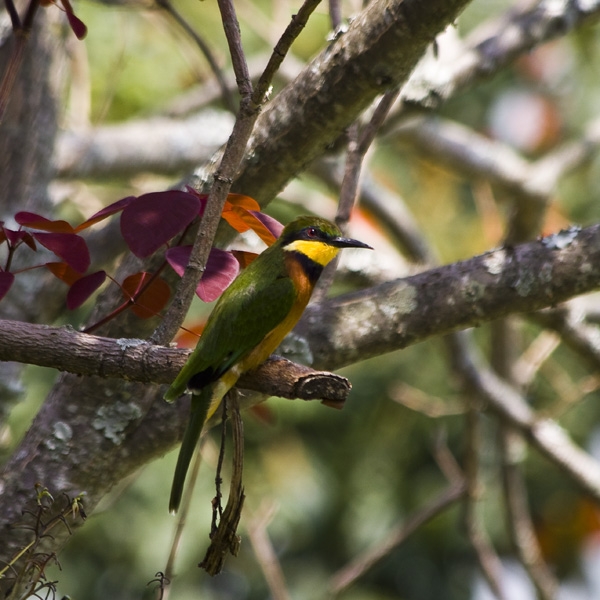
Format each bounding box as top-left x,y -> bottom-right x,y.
165,267 -> 295,401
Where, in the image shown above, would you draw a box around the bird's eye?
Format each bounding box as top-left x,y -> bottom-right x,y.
306,227 -> 317,238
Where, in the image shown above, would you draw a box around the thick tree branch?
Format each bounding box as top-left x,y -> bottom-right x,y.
228,0 -> 471,204
2,223 -> 600,386
0,325 -> 350,404
299,224 -> 600,370
53,110 -> 235,179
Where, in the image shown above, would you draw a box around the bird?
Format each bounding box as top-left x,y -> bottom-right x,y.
164,215 -> 372,513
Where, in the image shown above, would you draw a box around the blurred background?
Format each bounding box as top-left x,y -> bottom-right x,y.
5,0 -> 600,598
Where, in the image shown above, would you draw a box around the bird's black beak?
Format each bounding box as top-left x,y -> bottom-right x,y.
330,236 -> 373,250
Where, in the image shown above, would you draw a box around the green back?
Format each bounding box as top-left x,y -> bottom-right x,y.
164,241 -> 295,400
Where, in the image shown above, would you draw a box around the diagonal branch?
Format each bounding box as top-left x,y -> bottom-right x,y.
153,0 -> 324,344
151,0 -> 255,344
299,224 -> 600,369
231,0 -> 471,205
398,0 -> 600,116
328,480 -> 467,595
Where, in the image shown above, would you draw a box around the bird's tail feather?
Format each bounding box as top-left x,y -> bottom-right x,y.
169,386 -> 213,514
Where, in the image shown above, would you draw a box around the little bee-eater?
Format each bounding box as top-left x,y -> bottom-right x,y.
164,215 -> 372,513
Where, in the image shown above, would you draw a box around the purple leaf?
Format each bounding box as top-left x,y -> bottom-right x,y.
76,196 -> 134,231
3,227 -> 36,249
184,187 -> 208,216
166,246 -> 240,302
200,248 -> 240,302
33,232 -> 90,273
0,271 -> 15,301
165,245 -> 190,278
67,271 -> 106,309
66,11 -> 87,40
120,191 -> 201,258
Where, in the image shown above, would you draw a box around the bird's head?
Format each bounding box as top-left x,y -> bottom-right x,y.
278,216 -> 372,267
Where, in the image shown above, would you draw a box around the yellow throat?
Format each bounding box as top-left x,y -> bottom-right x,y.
283,239 -> 340,266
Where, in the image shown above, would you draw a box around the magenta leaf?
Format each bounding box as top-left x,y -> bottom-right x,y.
3,227 -> 37,249
120,191 -> 201,258
59,0 -> 88,40
199,248 -> 240,302
66,11 -> 87,39
76,196 -> 134,231
185,187 -> 209,215
0,272 -> 15,301
166,246 -> 240,302
67,271 -> 106,309
33,232 -> 90,273
3,228 -> 21,245
164,245 -> 190,278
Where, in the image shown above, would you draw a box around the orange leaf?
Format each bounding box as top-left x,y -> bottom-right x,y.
121,272 -> 171,319
46,262 -> 82,285
231,250 -> 259,268
225,194 -> 260,212
174,322 -> 206,348
222,205 -> 251,233
221,194 -> 261,233
223,206 -> 277,245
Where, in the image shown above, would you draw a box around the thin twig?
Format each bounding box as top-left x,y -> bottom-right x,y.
314,88 -> 401,300
152,0 -> 321,345
513,329 -> 560,390
247,502 -> 291,600
211,397 -> 229,534
357,89 -> 401,155
491,321 -> 558,600
151,0 -> 254,345
0,0 -> 40,125
310,161 -> 435,263
219,0 -> 253,98
155,0 -> 237,113
328,481 -> 466,596
311,124 -> 360,302
200,392 -> 245,575
330,408 -> 468,597
500,427 -> 558,600
163,444 -> 205,599
448,330 -> 600,518
5,0 -> 21,29
531,305 -> 600,374
328,0 -> 342,30
252,0 -> 323,108
431,429 -> 465,486
462,397 -> 506,600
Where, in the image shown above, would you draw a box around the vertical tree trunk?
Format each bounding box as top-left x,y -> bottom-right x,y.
0,10 -> 62,421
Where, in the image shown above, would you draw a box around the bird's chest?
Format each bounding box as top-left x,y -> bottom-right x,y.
241,258 -> 314,371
